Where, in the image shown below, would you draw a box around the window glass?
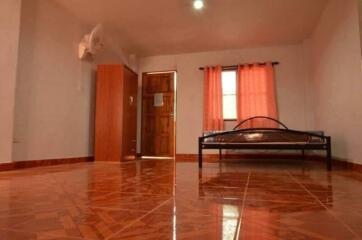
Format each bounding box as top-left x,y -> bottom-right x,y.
222,71 -> 237,119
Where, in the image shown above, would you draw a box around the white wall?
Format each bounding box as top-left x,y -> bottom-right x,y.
308,0 -> 362,164
0,0 -> 22,163
358,0 -> 362,55
9,0 -> 362,164
138,44 -> 314,154
12,0 -> 124,161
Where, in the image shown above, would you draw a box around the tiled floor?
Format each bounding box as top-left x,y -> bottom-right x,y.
0,159 -> 362,239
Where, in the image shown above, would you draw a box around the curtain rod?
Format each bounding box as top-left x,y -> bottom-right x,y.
198,62 -> 279,71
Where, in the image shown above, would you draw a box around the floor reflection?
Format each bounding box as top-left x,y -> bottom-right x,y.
0,159 -> 361,239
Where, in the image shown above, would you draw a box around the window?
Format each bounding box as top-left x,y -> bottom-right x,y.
221,71 -> 237,120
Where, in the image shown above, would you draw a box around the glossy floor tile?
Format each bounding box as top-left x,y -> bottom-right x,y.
0,159 -> 362,239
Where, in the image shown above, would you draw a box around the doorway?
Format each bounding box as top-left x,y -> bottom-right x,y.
141,71 -> 176,157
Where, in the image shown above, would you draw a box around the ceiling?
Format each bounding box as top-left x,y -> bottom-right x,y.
55,0 -> 328,57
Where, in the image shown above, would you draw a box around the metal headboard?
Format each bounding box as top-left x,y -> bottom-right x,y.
233,116 -> 288,130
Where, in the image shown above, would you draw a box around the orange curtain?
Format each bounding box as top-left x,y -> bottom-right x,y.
203,66 -> 224,131
236,63 -> 278,128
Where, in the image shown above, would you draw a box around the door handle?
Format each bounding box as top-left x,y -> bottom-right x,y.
129,96 -> 134,105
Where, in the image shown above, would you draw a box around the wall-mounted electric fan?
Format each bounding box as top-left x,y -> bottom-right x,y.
78,24 -> 104,59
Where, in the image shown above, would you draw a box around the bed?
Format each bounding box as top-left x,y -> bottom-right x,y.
198,116 -> 332,170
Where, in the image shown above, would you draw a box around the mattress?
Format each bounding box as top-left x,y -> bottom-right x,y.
203,129 -> 325,144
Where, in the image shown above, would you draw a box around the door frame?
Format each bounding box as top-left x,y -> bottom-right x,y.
140,70 -> 177,158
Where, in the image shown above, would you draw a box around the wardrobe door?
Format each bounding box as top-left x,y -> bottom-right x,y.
94,65 -> 123,162
122,67 -> 138,160
129,70 -> 138,156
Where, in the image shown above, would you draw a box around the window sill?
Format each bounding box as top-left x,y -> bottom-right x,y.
224,119 -> 237,122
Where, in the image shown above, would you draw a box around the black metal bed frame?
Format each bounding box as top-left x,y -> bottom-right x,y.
198,116 -> 332,171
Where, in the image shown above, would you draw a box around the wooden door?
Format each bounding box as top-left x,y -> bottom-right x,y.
141,72 -> 175,157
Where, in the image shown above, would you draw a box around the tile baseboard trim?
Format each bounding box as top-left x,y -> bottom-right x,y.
0,157 -> 94,172
176,153 -> 318,162
330,156 -> 362,172
175,153 -> 362,173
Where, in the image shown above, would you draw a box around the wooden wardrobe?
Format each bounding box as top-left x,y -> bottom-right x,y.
94,64 -> 138,162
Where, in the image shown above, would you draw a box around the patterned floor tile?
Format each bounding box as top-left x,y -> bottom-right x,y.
0,159 -> 362,239
241,209 -> 358,240
109,211 -> 240,240
72,191 -> 171,212
0,229 -> 82,240
0,205 -> 147,240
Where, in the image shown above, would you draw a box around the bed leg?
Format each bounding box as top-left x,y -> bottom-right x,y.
218,149 -> 223,167
199,137 -> 203,168
326,137 -> 332,171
